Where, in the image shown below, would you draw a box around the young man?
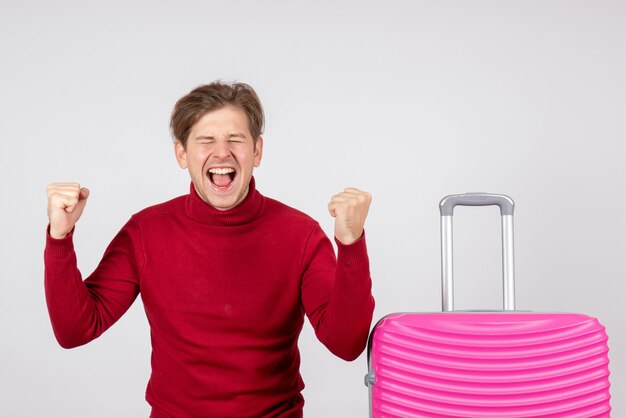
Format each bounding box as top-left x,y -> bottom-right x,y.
45,81 -> 374,417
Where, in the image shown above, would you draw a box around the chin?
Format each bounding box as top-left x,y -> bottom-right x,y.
206,188 -> 245,211
194,173 -> 250,210
210,198 -> 239,211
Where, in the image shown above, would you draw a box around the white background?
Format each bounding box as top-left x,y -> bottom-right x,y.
1,1 -> 624,416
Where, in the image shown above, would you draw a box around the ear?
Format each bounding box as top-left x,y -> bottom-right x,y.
174,141 -> 188,169
253,136 -> 263,168
174,140 -> 189,169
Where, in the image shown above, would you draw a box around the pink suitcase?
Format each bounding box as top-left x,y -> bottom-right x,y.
365,193 -> 611,417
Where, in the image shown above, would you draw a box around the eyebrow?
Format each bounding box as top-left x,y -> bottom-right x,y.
227,133 -> 246,139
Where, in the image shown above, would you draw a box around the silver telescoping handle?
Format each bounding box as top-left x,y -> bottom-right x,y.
439,193 -> 516,312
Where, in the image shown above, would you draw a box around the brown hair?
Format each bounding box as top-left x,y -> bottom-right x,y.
170,81 -> 265,149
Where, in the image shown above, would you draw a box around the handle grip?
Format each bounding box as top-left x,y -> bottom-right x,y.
440,193 -> 514,216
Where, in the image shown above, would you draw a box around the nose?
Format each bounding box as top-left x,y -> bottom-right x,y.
212,139 -> 231,160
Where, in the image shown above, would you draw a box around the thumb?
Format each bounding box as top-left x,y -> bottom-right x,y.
73,187 -> 90,212
327,203 -> 337,218
79,187 -> 90,201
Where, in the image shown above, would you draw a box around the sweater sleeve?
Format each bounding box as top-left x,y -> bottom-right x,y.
300,225 -> 375,361
44,217 -> 143,349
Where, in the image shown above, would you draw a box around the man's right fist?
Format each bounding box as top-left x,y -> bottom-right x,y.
46,182 -> 90,239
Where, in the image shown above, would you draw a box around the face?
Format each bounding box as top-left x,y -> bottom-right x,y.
175,105 -> 263,210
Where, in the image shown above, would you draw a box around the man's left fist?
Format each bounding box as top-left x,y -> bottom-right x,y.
328,188 -> 372,245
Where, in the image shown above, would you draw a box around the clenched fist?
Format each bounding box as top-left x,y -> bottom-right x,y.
328,188 -> 372,245
47,182 -> 90,239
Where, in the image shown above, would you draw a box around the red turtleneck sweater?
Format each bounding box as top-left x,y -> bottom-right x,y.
44,179 -> 375,417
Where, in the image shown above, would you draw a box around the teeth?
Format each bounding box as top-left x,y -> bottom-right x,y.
208,168 -> 235,175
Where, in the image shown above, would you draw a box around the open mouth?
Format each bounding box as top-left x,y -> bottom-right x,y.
207,167 -> 236,190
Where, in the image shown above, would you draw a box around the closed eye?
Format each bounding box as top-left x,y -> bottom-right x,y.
196,136 -> 215,144
227,134 -> 246,143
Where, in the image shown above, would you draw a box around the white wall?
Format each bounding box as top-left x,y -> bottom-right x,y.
1,1 -> 624,416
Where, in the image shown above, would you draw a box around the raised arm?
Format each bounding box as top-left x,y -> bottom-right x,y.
44,183 -> 142,348
302,188 -> 375,361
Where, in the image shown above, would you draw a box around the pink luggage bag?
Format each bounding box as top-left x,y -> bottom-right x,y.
365,193 -> 611,417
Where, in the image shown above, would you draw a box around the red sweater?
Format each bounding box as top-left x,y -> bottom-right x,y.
44,178 -> 375,417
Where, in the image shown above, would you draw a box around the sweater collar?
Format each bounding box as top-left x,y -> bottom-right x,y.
184,177 -> 264,226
